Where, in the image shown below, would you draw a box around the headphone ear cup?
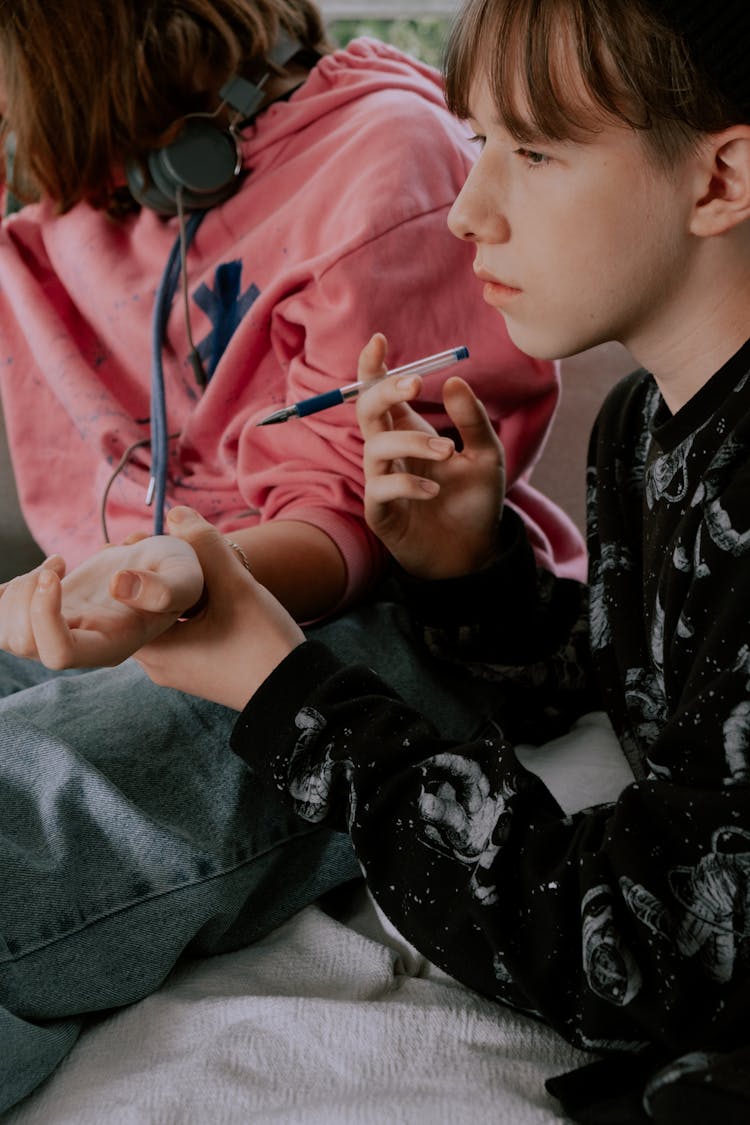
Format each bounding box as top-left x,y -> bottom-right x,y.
126,118 -> 241,216
125,160 -> 176,215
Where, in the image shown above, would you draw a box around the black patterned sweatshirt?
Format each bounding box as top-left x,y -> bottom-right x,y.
231,338 -> 750,1066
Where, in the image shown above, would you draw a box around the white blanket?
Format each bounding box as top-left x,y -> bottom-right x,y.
6,713 -> 631,1124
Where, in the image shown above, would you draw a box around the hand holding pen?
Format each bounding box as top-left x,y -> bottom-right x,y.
355,333 -> 506,581
257,345 -> 469,426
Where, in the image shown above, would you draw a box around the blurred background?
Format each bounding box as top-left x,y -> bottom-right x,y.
321,0 -> 457,67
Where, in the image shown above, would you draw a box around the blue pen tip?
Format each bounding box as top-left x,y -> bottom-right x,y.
457,346 -> 469,361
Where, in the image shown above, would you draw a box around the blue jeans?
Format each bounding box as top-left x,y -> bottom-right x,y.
0,600 -> 498,1111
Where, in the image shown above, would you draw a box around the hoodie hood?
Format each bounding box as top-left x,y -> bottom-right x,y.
241,38 -> 450,166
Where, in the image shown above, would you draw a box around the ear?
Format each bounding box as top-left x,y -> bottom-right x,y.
690,127 -> 750,237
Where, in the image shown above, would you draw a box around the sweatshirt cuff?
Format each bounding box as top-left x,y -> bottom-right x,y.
394,507 -> 537,628
230,640 -> 345,766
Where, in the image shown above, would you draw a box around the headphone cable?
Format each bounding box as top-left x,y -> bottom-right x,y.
176,187 -> 209,390
147,203 -> 207,534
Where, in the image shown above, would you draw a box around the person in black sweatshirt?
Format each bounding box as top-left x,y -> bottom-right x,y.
21,1 -> 750,1121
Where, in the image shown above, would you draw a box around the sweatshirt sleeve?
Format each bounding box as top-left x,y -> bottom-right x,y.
393,507 -> 597,740
231,634 -> 750,1057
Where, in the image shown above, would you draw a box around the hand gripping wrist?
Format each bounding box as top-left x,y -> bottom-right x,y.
177,537 -> 252,621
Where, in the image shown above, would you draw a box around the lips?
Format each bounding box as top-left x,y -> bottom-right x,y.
474,264 -> 522,304
484,280 -> 521,298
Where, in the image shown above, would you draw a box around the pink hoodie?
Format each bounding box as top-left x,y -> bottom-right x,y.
0,39 -> 584,605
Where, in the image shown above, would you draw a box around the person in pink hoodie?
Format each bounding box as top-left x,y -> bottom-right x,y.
0,0 -> 583,1109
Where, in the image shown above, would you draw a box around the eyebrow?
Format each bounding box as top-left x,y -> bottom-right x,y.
467,111 -> 559,147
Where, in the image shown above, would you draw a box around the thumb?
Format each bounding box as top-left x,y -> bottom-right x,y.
442,377 -> 504,458
165,507 -> 254,593
110,568 -> 193,614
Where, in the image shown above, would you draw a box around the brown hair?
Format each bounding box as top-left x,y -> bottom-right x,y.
444,0 -> 741,165
0,0 -> 330,213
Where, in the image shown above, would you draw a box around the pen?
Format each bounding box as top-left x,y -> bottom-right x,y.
256,345 -> 470,426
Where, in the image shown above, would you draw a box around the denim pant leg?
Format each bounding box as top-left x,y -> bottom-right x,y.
0,597 -> 498,1111
0,652 -> 360,1112
310,598 -> 501,741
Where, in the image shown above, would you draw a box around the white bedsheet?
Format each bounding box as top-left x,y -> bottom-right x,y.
6,712 -> 631,1124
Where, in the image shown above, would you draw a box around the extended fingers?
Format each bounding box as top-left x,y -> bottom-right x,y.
28,569 -> 78,669
366,471 -> 440,508
0,553 -> 65,602
356,370 -> 432,442
0,556 -> 66,658
31,571 -> 123,668
363,429 -> 454,481
364,436 -> 448,531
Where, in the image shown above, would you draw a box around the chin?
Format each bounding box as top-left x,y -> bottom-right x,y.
502,316 -> 606,362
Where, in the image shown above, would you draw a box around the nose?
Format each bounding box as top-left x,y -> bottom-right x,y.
448,156 -> 510,244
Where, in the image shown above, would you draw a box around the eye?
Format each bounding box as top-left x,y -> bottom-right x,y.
514,147 -> 551,168
468,133 -> 486,150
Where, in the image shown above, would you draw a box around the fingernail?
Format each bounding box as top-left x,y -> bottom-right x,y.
419,479 -> 440,495
167,507 -> 192,525
396,376 -> 418,392
428,438 -> 454,454
113,571 -> 141,600
37,570 -> 54,591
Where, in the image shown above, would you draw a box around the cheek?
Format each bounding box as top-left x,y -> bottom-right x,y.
554,186 -> 661,299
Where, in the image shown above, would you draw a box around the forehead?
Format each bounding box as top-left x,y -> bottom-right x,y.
465,67 -> 668,187
466,75 -> 613,149
463,6 -> 630,144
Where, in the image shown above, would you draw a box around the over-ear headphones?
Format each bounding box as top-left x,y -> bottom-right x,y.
126,117 -> 242,215
120,33 -> 314,538
126,33 -> 304,216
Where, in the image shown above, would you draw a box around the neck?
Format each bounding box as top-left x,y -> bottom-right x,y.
625,235 -> 750,413
262,59 -> 313,105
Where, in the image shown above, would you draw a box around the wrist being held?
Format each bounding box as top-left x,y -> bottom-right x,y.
174,538 -> 250,621
129,508 -> 305,710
